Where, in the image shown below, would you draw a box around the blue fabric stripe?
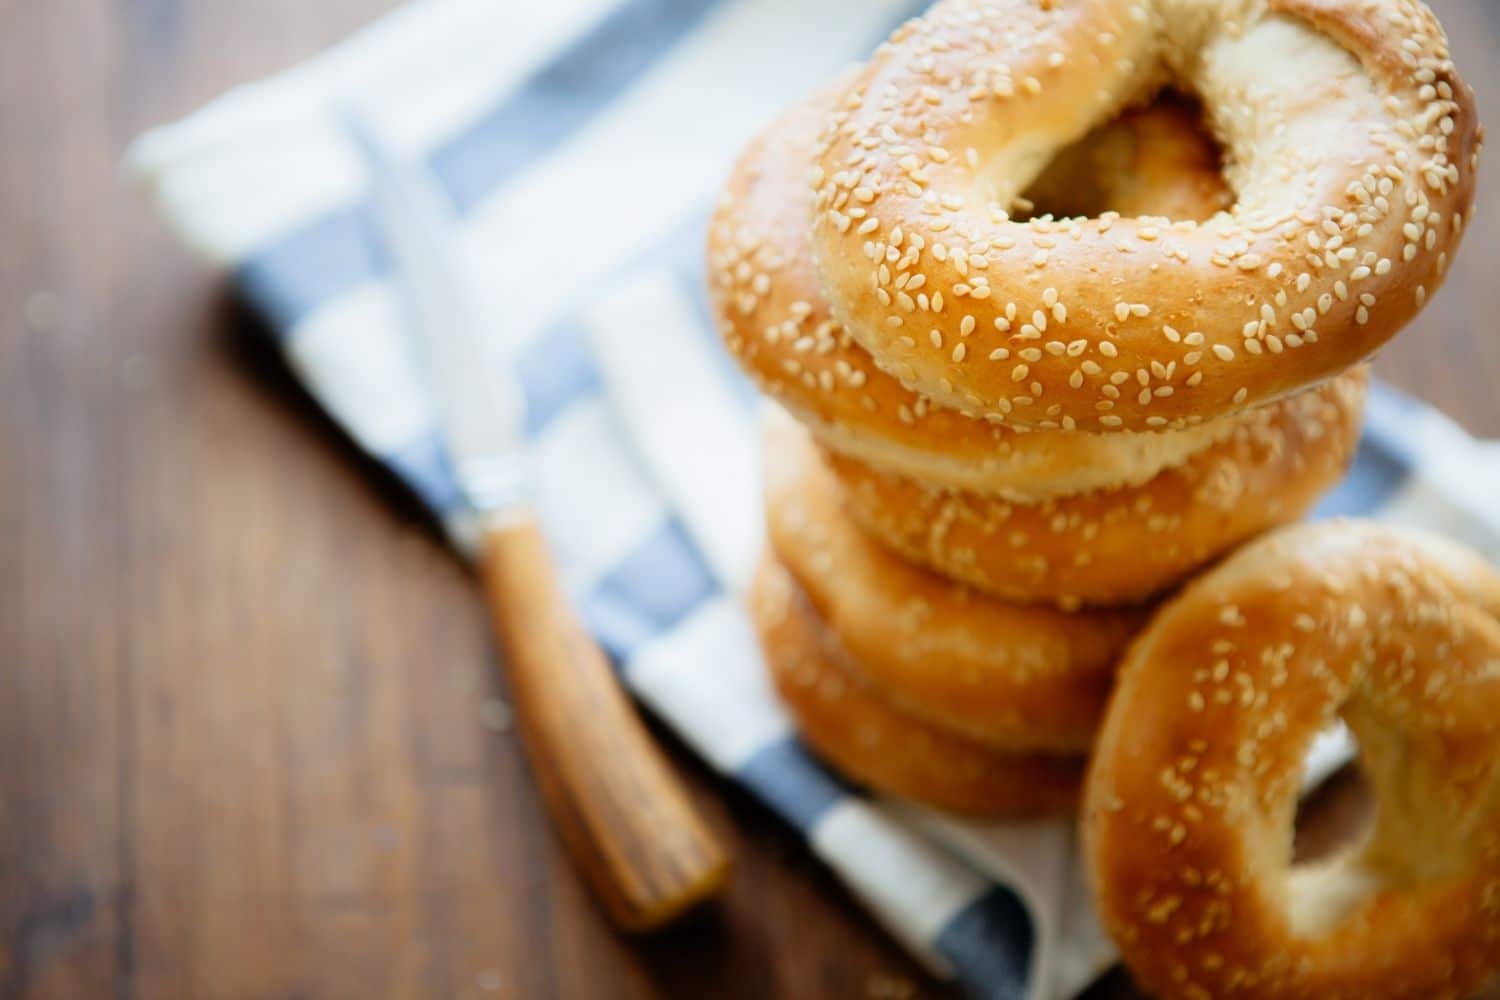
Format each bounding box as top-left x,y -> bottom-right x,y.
1362,381 -> 1426,468
933,888 -> 1034,1000
518,321 -> 604,438
236,204 -> 384,333
384,429 -> 465,514
738,738 -> 856,831
236,0 -> 728,333
1312,429 -> 1413,518
432,0 -> 725,213
579,518 -> 718,661
1366,379 -> 1426,425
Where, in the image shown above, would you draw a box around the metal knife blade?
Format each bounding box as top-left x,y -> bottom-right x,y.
349,115 -> 528,517
346,117 -> 732,929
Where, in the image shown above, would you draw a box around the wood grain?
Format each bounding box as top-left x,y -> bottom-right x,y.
0,0 -> 1495,997
481,514 -> 729,932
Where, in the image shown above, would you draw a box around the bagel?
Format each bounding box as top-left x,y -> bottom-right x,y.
1084,520 -> 1500,999
823,368 -> 1368,608
711,87 -> 1248,500
763,408 -> 1145,752
749,555 -> 1083,816
810,0 -> 1480,432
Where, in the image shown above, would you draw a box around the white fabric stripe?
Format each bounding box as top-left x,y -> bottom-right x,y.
125,0 -> 622,261
1302,724 -> 1356,791
1395,405 -> 1500,545
625,596 -> 790,772
285,282 -> 436,454
811,801 -> 993,977
457,0 -> 914,357
1375,471 -> 1500,563
130,131 -> 368,265
528,399 -> 670,597
583,272 -> 762,592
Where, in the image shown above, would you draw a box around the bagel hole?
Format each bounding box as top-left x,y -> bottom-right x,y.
1286,752 -> 1379,936
1012,91 -> 1234,224
1292,766 -> 1374,866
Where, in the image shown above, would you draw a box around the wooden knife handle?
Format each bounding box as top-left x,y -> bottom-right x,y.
480,512 -> 731,932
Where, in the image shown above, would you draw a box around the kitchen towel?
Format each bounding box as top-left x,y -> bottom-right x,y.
127,2 -> 1500,996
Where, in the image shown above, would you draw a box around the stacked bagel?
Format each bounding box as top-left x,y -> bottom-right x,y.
707,0 -> 1497,993
709,83 -> 1372,813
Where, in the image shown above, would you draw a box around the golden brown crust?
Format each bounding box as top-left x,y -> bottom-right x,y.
749,555 -> 1083,817
762,409 -> 1145,752
826,369 -> 1368,608
810,0 -> 1480,431
708,88 -> 1250,500
1084,520 -> 1500,1000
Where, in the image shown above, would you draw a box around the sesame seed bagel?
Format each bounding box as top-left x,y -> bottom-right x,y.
810,0 -> 1480,432
763,408 -> 1145,752
712,87 -> 1248,500
1084,520 -> 1500,999
749,554 -> 1083,816
824,368 -> 1368,608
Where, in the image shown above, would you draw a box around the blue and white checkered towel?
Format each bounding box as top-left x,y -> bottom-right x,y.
127,1 -> 1500,996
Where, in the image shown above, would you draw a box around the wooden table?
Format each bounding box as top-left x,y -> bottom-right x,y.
2,1 -> 1496,996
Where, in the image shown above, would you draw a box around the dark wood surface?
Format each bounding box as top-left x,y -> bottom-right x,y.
1,1 -> 1496,997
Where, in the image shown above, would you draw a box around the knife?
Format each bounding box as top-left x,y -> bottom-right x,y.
351,117 -> 730,931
